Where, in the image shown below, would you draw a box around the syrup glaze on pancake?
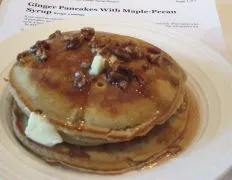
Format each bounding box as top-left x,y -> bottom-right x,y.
9,28 -> 187,145
12,88 -> 199,174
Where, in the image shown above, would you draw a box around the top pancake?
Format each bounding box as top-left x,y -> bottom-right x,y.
9,28 -> 187,145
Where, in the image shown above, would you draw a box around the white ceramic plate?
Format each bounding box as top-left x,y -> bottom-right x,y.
1,17 -> 232,180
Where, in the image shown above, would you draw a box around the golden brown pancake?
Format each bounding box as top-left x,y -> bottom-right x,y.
11,88 -> 198,174
9,28 -> 186,145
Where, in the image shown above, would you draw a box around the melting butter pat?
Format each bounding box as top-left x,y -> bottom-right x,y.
25,112 -> 63,147
89,54 -> 105,76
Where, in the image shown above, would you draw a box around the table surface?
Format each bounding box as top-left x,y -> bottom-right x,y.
216,0 -> 232,60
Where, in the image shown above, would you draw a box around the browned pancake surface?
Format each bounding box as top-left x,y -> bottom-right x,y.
12,88 -> 199,174
9,28 -> 186,144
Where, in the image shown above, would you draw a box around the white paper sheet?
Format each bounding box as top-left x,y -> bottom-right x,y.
0,0 -> 227,57
0,0 -> 221,39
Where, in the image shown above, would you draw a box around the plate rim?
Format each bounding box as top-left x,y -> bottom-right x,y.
0,16 -> 232,180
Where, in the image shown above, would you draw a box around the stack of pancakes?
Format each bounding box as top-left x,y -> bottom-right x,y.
9,27 -> 189,174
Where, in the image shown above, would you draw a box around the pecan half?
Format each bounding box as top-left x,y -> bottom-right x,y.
81,27 -> 95,41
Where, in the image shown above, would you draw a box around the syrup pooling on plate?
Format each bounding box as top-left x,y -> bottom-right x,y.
143,88 -> 199,169
12,87 -> 199,174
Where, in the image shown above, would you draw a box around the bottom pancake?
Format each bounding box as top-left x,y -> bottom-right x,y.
11,88 -> 199,174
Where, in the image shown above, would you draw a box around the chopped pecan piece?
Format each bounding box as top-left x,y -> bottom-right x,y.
48,30 -> 62,39
104,63 -> 147,91
89,38 -> 145,60
147,53 -> 171,67
66,37 -> 83,50
99,47 -> 111,58
108,42 -> 132,60
108,41 -> 144,60
113,65 -> 134,80
146,53 -> 160,64
104,64 -> 136,90
134,46 -> 144,58
30,40 -> 50,53
159,56 -> 172,66
81,27 -> 95,41
89,37 -> 111,49
17,51 -> 30,64
146,45 -> 172,67
147,47 -> 160,54
108,72 -> 129,83
29,40 -> 50,62
103,60 -> 113,78
35,48 -> 47,61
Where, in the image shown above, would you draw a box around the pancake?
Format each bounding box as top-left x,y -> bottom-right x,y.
11,88 -> 199,174
9,27 -> 187,145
